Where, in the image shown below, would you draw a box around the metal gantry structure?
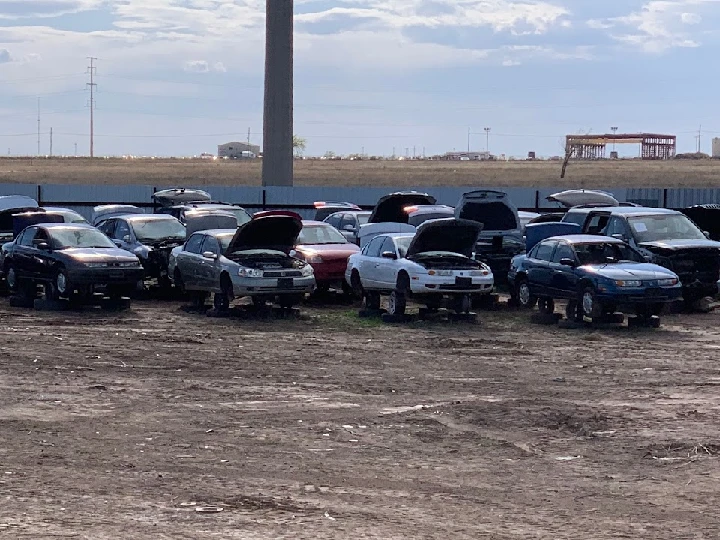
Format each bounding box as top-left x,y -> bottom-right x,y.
565,133 -> 677,160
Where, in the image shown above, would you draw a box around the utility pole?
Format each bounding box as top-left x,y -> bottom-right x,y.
484,127 -> 491,153
247,127 -> 251,147
697,124 -> 702,153
37,98 -> 40,156
87,57 -> 97,158
262,0 -> 294,186
49,127 -> 53,157
467,127 -> 471,152
610,126 -> 618,154
74,142 -> 78,157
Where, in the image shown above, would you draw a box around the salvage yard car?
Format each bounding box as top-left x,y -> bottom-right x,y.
561,206 -> 720,307
2,223 -> 143,302
168,210 -> 315,311
358,191 -> 437,248
345,218 -> 494,316
323,210 -> 372,244
293,220 -> 360,293
508,232 -> 683,325
95,209 -> 186,288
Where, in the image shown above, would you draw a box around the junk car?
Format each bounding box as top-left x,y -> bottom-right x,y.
323,210 -> 372,244
357,191 -> 437,248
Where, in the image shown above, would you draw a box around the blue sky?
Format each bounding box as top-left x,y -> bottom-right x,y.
0,0 -> 719,158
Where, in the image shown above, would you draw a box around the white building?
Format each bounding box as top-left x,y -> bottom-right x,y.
712,138 -> 720,158
218,141 -> 261,159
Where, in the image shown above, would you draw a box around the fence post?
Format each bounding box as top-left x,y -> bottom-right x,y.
262,189 -> 267,211
37,184 -> 42,206
663,188 -> 668,209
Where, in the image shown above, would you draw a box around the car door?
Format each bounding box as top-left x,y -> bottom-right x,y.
11,226 -> 39,277
175,233 -> 205,289
374,236 -> 400,289
549,242 -> 578,298
526,240 -> 556,295
338,214 -> 357,242
358,236 -> 385,289
112,219 -> 135,251
27,227 -> 54,282
198,235 -> 222,288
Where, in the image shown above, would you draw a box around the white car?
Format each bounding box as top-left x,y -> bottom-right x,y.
345,218 -> 494,315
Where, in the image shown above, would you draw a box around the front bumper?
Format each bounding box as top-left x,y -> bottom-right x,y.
230,274 -> 316,296
67,267 -> 145,287
311,260 -> 350,284
597,286 -> 683,305
410,275 -> 494,295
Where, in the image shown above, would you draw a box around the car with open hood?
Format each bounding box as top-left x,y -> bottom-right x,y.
454,190 -> 524,285
561,206 -> 720,307
357,191 -> 437,248
345,218 -> 493,316
292,220 -> 360,293
323,210 -> 372,244
403,204 -> 455,227
0,195 -> 41,243
168,211 -> 314,311
508,229 -> 682,324
2,223 -> 143,302
95,211 -> 186,287
152,187 -> 251,227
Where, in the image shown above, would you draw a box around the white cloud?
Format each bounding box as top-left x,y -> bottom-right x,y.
0,49 -> 11,63
681,12 -> 702,24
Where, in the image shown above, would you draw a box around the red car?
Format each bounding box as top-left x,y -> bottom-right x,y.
293,220 -> 360,293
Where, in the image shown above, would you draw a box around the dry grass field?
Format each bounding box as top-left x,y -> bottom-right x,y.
2,157 -> 720,188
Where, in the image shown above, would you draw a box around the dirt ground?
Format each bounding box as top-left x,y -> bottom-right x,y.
3,157 -> 720,188
1,296 -> 719,539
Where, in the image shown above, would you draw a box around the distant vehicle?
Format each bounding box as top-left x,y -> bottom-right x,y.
403,204 -> 455,227
95,212 -> 186,287
358,191 -> 436,248
92,205 -> 145,226
345,218 -> 494,316
168,211 -> 315,310
455,190 -> 524,285
152,188 -> 211,206
508,232 -> 682,325
323,211 -> 372,244
561,205 -> 720,306
157,202 -> 252,227
2,223 -> 143,304
313,201 -> 361,222
293,220 -> 360,293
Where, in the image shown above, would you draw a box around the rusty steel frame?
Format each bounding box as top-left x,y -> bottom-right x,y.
566,133 -> 676,160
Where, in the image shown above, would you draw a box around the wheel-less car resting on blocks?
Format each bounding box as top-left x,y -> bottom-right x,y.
346,217 -> 494,321
509,223 -> 683,328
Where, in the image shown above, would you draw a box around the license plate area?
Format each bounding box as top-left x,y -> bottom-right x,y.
109,271 -> 124,279
278,277 -> 294,289
455,276 -> 472,287
645,287 -> 661,297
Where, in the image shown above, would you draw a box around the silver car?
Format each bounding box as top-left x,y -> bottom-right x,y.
168,212 -> 315,310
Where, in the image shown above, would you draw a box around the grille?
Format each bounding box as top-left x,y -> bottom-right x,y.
263,270 -> 302,278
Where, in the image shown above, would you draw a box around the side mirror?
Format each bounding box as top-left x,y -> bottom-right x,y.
202,251 -> 218,260
610,233 -> 627,242
703,230 -> 711,239
343,224 -> 355,232
112,239 -> 123,247
122,235 -> 131,243
559,257 -> 576,267
381,250 -> 397,260
36,241 -> 50,251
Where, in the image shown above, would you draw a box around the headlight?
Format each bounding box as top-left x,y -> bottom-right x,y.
615,279 -> 642,287
301,264 -> 314,276
428,269 -> 453,276
470,269 -> 491,276
238,267 -> 263,278
118,261 -> 141,268
84,262 -> 108,268
658,278 -> 679,286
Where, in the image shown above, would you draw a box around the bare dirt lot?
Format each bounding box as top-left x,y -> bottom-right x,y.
3,157 -> 720,188
1,298 -> 719,538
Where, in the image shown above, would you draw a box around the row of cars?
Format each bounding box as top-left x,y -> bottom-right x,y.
0,188 -> 718,326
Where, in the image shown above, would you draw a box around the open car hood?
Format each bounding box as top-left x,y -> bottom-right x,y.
547,189 -> 618,208
13,212 -> 64,238
639,239 -> 720,251
455,190 -> 520,232
226,214 -> 302,255
368,192 -> 437,224
152,188 -> 211,207
0,195 -> 39,212
406,218 -> 483,258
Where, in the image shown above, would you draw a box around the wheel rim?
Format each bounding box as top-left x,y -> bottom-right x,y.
57,273 -> 68,294
518,282 -> 531,306
388,292 -> 397,314
582,291 -> 594,316
6,267 -> 16,288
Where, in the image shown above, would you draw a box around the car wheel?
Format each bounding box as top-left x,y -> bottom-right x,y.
453,294 -> 472,314
50,269 -> 70,300
364,291 -> 381,310
5,264 -> 18,292
538,297 -> 555,315
580,286 -> 602,321
350,270 -> 363,297
213,275 -> 232,311
565,300 -> 580,321
387,289 -> 406,316
515,278 -> 537,309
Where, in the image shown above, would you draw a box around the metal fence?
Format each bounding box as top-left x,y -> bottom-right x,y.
0,183 -> 714,220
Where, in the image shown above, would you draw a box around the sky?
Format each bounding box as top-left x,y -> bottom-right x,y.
1,0 -> 720,158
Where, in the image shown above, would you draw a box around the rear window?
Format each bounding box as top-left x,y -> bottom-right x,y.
562,212 -> 587,227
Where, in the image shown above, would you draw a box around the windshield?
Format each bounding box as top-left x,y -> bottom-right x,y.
395,236 -> 413,258
357,213 -> 370,225
297,224 -> 348,245
50,228 -> 116,249
575,243 -> 644,265
628,214 -> 707,243
131,218 -> 186,243
217,233 -> 234,251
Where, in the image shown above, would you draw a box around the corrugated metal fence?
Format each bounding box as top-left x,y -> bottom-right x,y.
0,184 -> 714,220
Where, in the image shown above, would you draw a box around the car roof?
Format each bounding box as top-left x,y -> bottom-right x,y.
189,228 -> 236,237
38,223 -> 96,231
301,220 -> 332,226
544,234 -> 625,244
407,205 -> 454,215
370,233 -> 415,240
175,202 -> 241,209
123,214 -> 180,221
326,210 -> 371,217
566,206 -> 678,216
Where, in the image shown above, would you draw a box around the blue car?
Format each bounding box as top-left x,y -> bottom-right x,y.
508,234 -> 683,322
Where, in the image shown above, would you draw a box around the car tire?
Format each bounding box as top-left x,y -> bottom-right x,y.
515,278 -> 537,309
387,290 -> 406,316
350,270 -> 363,297
452,294 -> 472,314
213,275 -> 233,312
579,286 -> 602,321
5,264 -> 18,293
538,297 -> 555,315
50,269 -> 70,300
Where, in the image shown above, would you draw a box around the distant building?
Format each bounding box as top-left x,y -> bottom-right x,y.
218,141 -> 261,159
712,138 -> 720,158
442,151 -> 492,161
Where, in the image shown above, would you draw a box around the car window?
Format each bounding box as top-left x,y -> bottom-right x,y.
201,236 -> 221,255
551,243 -> 575,263
562,211 -> 587,227
575,242 -> 644,265
365,236 -> 385,257
533,241 -> 556,261
603,217 -> 628,238
326,214 -> 341,228
586,214 -> 611,235
49,228 -> 116,249
357,213 -> 370,225
184,234 -> 205,254
627,214 -> 707,243
97,220 -> 116,237
114,220 -> 132,240
18,227 -> 38,246
394,236 -> 413,258
297,224 -> 347,245
340,214 -> 356,229
380,237 -> 396,257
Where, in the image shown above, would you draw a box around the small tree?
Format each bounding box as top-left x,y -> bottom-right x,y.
293,135 -> 306,157
323,150 -> 336,159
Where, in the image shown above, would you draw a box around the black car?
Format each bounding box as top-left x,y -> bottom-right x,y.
2,223 -> 144,301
